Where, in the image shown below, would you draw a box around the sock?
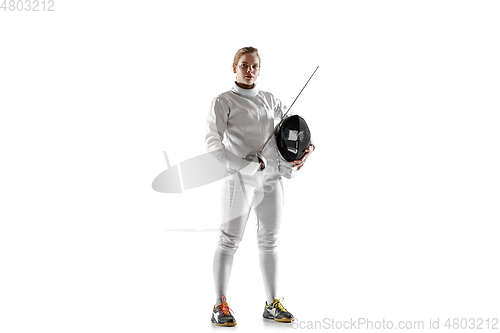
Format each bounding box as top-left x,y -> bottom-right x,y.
213,248 -> 235,306
259,250 -> 278,306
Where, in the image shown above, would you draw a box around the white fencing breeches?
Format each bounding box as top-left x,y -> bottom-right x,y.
213,171 -> 284,304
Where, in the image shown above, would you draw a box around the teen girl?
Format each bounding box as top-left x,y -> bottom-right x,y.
205,46 -> 314,326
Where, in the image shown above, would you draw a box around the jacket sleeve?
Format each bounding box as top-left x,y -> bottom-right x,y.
205,96 -> 245,171
273,94 -> 288,120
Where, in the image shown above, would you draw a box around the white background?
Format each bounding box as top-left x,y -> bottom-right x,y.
1,1 -> 499,332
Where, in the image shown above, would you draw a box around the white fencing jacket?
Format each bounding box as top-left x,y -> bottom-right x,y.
206,82 -> 288,177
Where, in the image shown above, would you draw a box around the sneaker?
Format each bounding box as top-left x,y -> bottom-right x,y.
211,295 -> 237,327
263,297 -> 294,322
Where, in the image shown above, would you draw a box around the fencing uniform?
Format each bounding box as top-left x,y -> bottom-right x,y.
206,82 -> 288,305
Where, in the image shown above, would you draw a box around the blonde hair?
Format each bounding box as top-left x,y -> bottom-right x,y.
233,46 -> 261,67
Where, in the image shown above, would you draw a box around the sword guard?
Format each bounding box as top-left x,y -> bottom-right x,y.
243,151 -> 266,171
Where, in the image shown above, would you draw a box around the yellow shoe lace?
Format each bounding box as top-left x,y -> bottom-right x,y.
272,297 -> 288,312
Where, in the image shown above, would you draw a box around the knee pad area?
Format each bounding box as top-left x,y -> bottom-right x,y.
257,232 -> 279,254
217,230 -> 243,255
257,241 -> 278,254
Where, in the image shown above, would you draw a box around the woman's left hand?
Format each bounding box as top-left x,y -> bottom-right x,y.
290,144 -> 315,171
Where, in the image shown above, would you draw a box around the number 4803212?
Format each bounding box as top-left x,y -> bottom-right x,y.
1,0 -> 55,11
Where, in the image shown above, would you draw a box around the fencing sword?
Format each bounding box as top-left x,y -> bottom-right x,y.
261,65 -> 319,154
244,66 -> 319,170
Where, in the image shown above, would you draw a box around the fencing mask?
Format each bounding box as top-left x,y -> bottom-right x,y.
275,114 -> 311,178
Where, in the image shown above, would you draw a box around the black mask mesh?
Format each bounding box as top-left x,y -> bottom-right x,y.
275,115 -> 311,162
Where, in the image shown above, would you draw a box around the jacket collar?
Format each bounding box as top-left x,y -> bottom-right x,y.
231,81 -> 260,97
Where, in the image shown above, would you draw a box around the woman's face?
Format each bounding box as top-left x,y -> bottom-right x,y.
233,53 -> 260,86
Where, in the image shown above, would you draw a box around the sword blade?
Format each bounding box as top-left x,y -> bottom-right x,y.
259,66 -> 319,153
